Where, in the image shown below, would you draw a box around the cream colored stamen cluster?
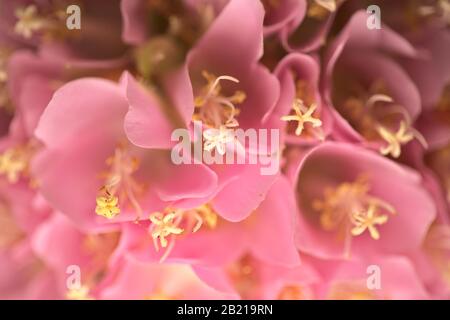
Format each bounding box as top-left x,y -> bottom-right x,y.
14,4 -> 66,40
14,5 -> 48,39
149,204 -> 218,262
281,99 -> 322,137
0,144 -> 34,183
344,93 -> 426,158
377,120 -> 422,158
95,190 -> 120,219
194,71 -> 246,155
203,124 -> 237,155
367,94 -> 427,158
314,0 -> 337,12
313,176 -> 396,256
95,145 -> 142,220
418,0 -> 450,25
308,0 -> 338,19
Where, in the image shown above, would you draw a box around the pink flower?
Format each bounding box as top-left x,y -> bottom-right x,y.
273,52 -> 333,145
290,142 -> 436,260
33,77 -> 216,230
323,11 -> 426,159
0,0 -> 449,300
123,0 -> 280,222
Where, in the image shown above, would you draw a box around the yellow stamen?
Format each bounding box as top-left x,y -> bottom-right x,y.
150,211 -> 184,250
314,0 -> 337,12
95,144 -> 142,220
66,285 -> 94,300
342,90 -> 426,158
0,144 -> 34,183
377,120 -> 427,158
195,204 -> 218,229
350,203 -> 389,240
281,99 -> 322,136
203,123 -> 237,155
193,71 -> 245,129
95,191 -> 120,219
418,0 -> 450,25
14,5 -> 47,39
307,0 -> 337,19
313,176 -> 396,255
149,204 -> 219,262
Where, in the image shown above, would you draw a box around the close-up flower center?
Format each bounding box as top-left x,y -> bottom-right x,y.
312,175 -> 396,256
193,70 -> 246,129
193,71 -> 246,154
334,80 -> 426,157
0,142 -> 35,184
282,80 -> 324,140
149,204 -> 219,262
14,4 -> 67,40
95,144 -> 143,220
418,0 -> 450,26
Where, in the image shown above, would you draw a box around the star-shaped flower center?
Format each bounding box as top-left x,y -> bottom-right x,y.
281,99 -> 322,136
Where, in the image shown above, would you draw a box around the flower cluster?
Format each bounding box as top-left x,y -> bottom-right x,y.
0,0 -> 449,300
